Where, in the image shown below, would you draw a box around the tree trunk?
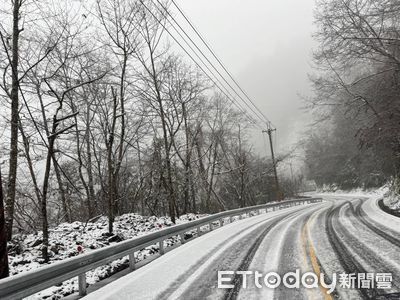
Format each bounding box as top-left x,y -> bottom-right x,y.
51,157 -> 70,222
41,135 -> 56,263
107,88 -> 118,234
72,101 -> 93,220
0,167 -> 9,279
85,106 -> 96,213
190,167 -> 196,212
195,129 -> 207,211
182,102 -> 191,214
137,141 -> 145,216
238,125 -> 245,208
19,122 -> 42,206
206,142 -> 219,212
149,53 -> 176,223
5,0 -> 21,241
40,112 -> 64,262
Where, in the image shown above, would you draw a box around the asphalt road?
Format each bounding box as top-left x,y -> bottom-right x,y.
84,196 -> 400,300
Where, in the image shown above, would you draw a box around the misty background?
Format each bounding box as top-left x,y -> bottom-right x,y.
178,0 -> 316,155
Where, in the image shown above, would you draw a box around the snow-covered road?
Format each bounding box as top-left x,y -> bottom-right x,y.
82,196 -> 400,300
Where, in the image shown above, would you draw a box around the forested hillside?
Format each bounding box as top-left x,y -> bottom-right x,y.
304,0 -> 400,192
0,0 -> 296,273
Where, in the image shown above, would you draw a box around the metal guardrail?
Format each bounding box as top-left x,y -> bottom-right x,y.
0,197 -> 322,300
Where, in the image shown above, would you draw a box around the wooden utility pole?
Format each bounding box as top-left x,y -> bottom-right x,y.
263,128 -> 282,201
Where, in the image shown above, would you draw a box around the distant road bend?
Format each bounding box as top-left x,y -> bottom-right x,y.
83,195 -> 400,300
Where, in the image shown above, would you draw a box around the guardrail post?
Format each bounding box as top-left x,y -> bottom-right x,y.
159,240 -> 165,255
129,252 -> 136,271
230,216 -> 233,223
197,226 -> 202,236
239,214 -> 242,220
220,218 -> 223,226
209,222 -> 213,231
78,273 -> 87,296
180,233 -> 186,244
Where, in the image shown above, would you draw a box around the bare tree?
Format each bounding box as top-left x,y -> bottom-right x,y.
0,0 -> 22,241
134,0 -> 179,222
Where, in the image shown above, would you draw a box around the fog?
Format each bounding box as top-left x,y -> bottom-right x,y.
178,0 -> 316,155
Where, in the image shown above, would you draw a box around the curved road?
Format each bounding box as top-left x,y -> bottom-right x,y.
83,196 -> 400,300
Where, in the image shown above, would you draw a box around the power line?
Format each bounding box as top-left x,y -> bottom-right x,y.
154,0 -> 268,129
140,1 -> 263,129
151,0 -> 260,127
170,0 -> 274,129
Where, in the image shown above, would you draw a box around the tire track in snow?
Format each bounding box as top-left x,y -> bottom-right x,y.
326,202 -> 390,299
162,207 -> 303,299
164,204 -> 320,300
353,199 -> 400,248
223,209 -> 302,300
238,204 -> 325,300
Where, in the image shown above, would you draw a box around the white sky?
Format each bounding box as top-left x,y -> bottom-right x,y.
175,0 -> 317,156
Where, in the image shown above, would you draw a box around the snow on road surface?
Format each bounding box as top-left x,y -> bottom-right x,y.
82,204 -> 320,300
82,194 -> 400,300
363,196 -> 400,234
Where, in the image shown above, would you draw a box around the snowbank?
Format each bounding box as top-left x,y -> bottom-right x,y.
8,213 -> 206,299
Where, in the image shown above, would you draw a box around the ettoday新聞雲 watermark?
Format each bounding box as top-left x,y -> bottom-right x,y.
217,270 -> 393,294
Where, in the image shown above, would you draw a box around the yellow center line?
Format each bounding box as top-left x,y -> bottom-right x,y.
301,212 -> 334,300
301,222 -> 317,300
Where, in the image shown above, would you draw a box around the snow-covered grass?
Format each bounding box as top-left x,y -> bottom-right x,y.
8,213 -> 207,299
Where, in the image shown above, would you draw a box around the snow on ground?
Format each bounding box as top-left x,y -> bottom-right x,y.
310,185 -> 400,233
82,205 -> 319,300
8,189 -> 400,299
382,188 -> 400,210
310,185 -> 388,198
312,184 -> 400,210
8,213 -> 207,299
363,195 -> 400,233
